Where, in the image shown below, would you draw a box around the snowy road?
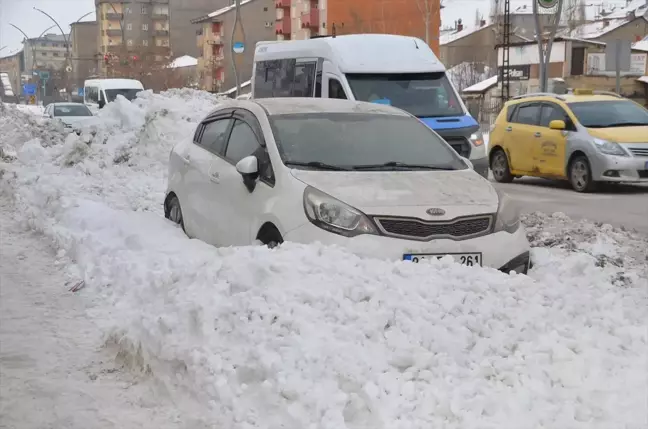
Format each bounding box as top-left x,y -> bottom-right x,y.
0,201 -> 185,429
494,179 -> 648,233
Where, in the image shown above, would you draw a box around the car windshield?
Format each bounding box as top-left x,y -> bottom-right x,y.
567,100 -> 648,128
53,105 -> 93,117
104,88 -> 141,102
345,72 -> 464,118
270,113 -> 466,171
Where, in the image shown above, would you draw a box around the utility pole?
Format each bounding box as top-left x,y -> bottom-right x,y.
230,0 -> 246,97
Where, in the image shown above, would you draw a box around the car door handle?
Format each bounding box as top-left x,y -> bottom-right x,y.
534,132 -> 541,137
506,126 -> 512,132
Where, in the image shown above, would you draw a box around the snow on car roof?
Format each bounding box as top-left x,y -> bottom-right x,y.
252,97 -> 412,116
256,34 -> 444,74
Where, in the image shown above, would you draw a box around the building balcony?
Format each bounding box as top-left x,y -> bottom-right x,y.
275,19 -> 291,35
105,29 -> 122,37
151,13 -> 169,20
154,30 -> 169,36
275,0 -> 290,7
105,12 -> 122,20
301,9 -> 319,29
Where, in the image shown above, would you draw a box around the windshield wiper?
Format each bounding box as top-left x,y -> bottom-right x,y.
350,161 -> 455,170
284,161 -> 349,171
588,122 -> 648,128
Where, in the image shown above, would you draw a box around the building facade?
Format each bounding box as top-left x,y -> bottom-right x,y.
95,0 -> 171,74
70,21 -> 99,87
193,0 -> 275,92
275,0 -> 442,54
170,0 -> 227,57
0,49 -> 24,99
23,34 -> 70,74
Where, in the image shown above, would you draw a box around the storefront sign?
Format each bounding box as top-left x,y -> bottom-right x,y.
586,53 -> 647,75
498,65 -> 530,80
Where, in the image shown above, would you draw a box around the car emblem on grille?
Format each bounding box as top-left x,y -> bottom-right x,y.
426,208 -> 445,216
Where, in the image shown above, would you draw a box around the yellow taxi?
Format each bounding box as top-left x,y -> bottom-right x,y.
488,89 -> 648,192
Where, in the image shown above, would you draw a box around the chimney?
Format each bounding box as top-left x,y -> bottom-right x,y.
457,18 -> 463,32
480,19 -> 486,27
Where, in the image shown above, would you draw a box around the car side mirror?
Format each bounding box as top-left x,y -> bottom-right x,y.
549,120 -> 566,130
236,155 -> 259,192
461,157 -> 474,170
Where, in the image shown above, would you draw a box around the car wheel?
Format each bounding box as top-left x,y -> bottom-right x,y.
258,228 -> 283,249
165,195 -> 185,231
569,156 -> 597,193
490,149 -> 514,183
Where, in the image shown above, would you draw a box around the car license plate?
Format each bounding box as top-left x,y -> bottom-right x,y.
403,252 -> 482,267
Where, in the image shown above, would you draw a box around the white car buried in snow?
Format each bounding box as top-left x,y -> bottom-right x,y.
44,102 -> 94,130
165,98 -> 531,273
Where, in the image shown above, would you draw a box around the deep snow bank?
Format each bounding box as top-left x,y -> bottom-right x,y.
1,91 -> 647,429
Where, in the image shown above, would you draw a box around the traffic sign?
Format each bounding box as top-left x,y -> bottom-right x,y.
39,70 -> 50,80
233,42 -> 245,54
29,95 -> 36,105
22,83 -> 37,95
537,0 -> 559,8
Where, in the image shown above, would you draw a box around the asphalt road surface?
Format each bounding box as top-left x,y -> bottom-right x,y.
493,177 -> 648,233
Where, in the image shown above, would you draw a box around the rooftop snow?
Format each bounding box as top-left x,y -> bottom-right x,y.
462,74 -> 498,93
560,18 -> 630,39
604,0 -> 648,19
440,20 -> 492,45
638,75 -> 648,84
169,55 -> 198,69
633,40 -> 648,52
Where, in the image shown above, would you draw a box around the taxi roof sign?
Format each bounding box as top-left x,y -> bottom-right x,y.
573,88 -> 594,95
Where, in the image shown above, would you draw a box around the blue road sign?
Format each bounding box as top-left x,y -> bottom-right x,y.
22,83 -> 37,95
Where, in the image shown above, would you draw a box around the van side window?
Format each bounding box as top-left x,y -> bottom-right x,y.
328,79 -> 347,99
86,86 -> 99,103
292,62 -> 316,97
274,59 -> 295,97
315,71 -> 322,97
254,61 -> 278,98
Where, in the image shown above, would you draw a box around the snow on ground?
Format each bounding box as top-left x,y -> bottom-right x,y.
1,93 -> 647,428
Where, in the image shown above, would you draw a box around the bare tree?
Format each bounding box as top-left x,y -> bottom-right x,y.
103,45 -> 181,91
415,0 -> 436,44
448,61 -> 495,92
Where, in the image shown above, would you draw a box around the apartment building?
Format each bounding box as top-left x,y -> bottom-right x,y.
0,49 -> 24,99
70,21 -> 99,86
23,34 -> 70,73
169,0 -> 227,57
95,0 -> 171,72
275,0 -> 442,54
192,0 -> 275,92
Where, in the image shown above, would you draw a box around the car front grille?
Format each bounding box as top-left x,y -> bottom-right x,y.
444,137 -> 472,158
373,215 -> 493,241
629,147 -> 648,157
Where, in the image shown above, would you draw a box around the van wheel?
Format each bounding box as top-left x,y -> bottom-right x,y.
490,149 -> 514,183
569,155 -> 597,193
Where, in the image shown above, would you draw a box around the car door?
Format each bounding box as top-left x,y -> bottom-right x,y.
507,102 -> 542,173
535,102 -> 571,177
182,113 -> 234,244
211,110 -> 276,246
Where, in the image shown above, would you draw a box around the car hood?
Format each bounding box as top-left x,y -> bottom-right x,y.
588,126 -> 648,143
290,169 -> 499,218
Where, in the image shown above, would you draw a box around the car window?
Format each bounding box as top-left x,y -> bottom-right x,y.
270,113 -> 466,170
513,104 -> 541,125
198,118 -> 232,154
53,105 -> 93,117
567,100 -> 648,128
224,120 -> 261,164
328,79 -> 347,99
539,104 -> 569,127
506,105 -> 517,122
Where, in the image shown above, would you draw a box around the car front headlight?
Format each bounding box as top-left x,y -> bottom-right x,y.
303,186 -> 378,237
469,131 -> 485,147
494,190 -> 520,233
592,138 -> 627,156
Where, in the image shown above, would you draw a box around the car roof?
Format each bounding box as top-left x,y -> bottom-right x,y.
212,97 -> 412,117
507,93 -> 623,105
254,34 -> 445,74
50,102 -> 87,106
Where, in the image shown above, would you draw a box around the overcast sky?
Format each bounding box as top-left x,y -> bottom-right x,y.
0,0 -> 95,54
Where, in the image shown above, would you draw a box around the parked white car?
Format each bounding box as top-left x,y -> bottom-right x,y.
44,102 -> 94,129
165,98 -> 531,273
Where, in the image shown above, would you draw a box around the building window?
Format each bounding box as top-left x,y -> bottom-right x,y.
162,39 -> 169,47
53,52 -> 59,57
108,39 -> 114,45
142,24 -> 148,31
53,43 -> 59,47
127,23 -> 133,30
41,52 -> 47,56
142,39 -> 149,46
127,39 -> 133,46
141,6 -> 148,14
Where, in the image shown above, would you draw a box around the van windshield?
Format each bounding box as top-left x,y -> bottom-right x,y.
345,72 -> 464,118
104,88 -> 141,102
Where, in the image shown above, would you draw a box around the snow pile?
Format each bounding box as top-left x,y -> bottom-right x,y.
1,92 -> 647,429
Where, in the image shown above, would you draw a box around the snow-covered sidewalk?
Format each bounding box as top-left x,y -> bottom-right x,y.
1,94 -> 647,429
0,200 -> 188,429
